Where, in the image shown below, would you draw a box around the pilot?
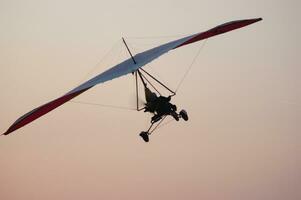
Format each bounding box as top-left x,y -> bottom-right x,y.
151,95 -> 179,123
143,86 -> 179,122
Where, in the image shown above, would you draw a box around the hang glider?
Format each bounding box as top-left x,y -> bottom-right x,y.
3,18 -> 262,137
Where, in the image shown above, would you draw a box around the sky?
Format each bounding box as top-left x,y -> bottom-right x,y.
0,0 -> 300,200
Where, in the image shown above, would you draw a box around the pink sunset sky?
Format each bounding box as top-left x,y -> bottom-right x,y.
0,0 -> 300,200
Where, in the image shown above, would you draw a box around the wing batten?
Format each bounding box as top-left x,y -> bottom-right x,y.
3,18 -> 262,135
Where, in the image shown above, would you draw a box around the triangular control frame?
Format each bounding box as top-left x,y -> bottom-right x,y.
134,69 -> 176,111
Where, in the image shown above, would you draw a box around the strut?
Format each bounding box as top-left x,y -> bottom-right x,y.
134,68 -> 176,111
122,37 -> 137,64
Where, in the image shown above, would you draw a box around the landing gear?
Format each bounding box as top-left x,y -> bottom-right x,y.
151,115 -> 162,123
139,109 -> 189,142
134,68 -> 189,142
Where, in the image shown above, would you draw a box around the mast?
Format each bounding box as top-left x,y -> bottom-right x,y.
122,37 -> 137,64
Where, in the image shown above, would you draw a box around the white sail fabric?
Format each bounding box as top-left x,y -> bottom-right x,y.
68,34 -> 195,94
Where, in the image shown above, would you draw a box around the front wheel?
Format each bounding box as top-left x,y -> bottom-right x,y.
139,131 -> 149,142
179,109 -> 189,121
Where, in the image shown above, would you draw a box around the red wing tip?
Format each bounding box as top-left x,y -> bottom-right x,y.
243,18 -> 262,23
2,129 -> 11,135
241,18 -> 262,24
250,18 -> 263,23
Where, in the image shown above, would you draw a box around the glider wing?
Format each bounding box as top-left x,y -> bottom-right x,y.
3,18 -> 262,135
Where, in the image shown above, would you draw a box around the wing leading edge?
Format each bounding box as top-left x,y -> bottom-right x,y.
3,18 -> 262,135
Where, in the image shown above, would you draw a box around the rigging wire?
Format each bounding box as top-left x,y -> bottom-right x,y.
71,37 -> 207,113
149,116 -> 167,134
125,34 -> 187,40
149,117 -> 175,134
124,34 -> 188,52
76,39 -> 122,85
146,64 -> 173,93
108,41 -> 125,67
128,37 -> 207,95
71,40 -> 131,110
69,100 -> 136,111
158,117 -> 175,129
175,39 -> 208,93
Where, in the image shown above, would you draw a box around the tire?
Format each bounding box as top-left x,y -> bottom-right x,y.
179,109 -> 188,121
139,131 -> 149,142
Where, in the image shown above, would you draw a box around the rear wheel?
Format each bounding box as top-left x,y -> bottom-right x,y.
179,109 -> 188,121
